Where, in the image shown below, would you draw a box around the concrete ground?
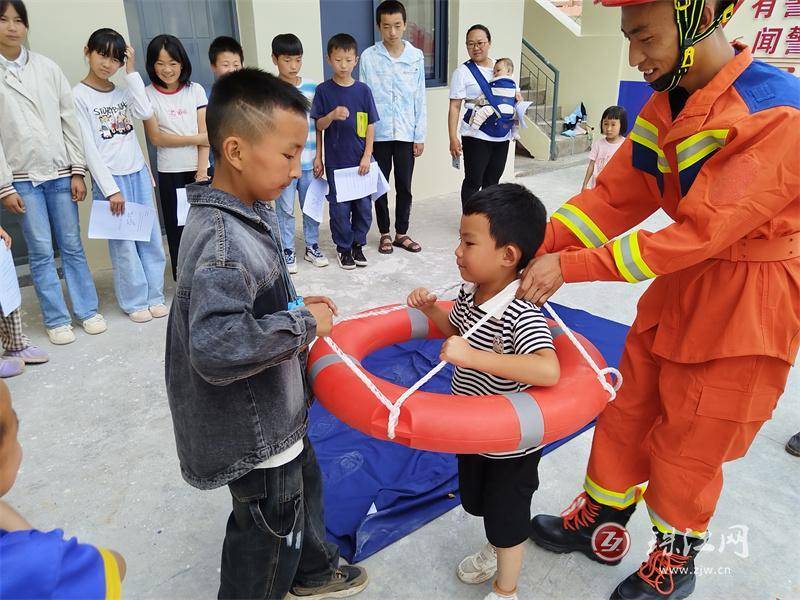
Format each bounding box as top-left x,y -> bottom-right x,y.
6,157 -> 799,599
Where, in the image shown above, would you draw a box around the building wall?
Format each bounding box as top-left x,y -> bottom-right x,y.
523,0 -> 627,130
16,0 -> 524,271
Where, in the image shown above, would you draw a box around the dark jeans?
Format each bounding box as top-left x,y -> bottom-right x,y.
328,196 -> 372,254
460,136 -> 510,206
157,170 -> 196,281
219,437 -> 339,599
373,141 -> 415,235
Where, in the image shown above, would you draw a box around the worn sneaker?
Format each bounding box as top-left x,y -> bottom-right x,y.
0,357 -> 25,378
352,244 -> 368,267
337,251 -> 356,270
81,314 -> 108,335
47,324 -> 76,345
284,248 -> 298,274
129,310 -> 153,324
287,565 -> 368,599
149,304 -> 169,318
4,345 -> 49,364
457,542 -> 497,584
484,589 -> 518,600
305,244 -> 329,268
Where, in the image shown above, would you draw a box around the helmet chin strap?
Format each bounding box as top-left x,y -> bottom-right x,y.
650,0 -> 737,92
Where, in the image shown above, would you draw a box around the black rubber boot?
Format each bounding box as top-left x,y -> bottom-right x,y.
529,492 -> 637,566
610,528 -> 705,600
786,432 -> 800,457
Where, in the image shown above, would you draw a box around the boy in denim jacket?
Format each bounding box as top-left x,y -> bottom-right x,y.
164,68 -> 368,600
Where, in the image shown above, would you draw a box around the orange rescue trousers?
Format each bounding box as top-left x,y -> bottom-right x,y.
583,325 -> 791,536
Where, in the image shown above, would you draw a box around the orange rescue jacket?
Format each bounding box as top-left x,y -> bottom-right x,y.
542,45 -> 800,364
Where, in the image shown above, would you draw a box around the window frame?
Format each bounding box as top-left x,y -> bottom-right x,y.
371,0 -> 448,88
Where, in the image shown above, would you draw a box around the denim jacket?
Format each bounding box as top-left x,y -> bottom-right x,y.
165,183 -> 317,490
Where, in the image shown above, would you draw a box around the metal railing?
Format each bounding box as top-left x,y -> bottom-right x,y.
520,38 -> 560,160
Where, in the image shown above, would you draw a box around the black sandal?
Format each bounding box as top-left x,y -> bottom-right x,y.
393,235 -> 422,253
378,234 -> 394,254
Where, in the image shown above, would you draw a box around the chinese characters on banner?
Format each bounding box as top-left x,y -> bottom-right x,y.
745,0 -> 800,74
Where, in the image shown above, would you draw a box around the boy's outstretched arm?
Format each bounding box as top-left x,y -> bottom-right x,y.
407,288 -> 458,338
187,265 -> 319,385
442,339 -> 560,387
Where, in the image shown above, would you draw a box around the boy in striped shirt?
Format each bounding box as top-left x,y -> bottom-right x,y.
407,183 -> 559,600
272,33 -> 328,273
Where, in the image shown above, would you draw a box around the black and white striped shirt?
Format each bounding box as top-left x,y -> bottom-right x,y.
448,283 -> 555,458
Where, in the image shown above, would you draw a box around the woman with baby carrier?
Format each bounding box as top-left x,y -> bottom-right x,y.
448,24 -> 516,208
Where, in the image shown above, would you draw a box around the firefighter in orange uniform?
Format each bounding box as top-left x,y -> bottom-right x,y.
517,0 -> 799,597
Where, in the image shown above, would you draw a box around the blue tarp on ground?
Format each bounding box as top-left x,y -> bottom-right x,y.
308,303 -> 630,563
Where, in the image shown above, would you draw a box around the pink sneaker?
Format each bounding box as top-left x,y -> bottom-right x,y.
4,345 -> 49,365
0,357 -> 25,378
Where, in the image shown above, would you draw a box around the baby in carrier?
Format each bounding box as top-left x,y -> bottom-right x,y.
469,58 -> 518,132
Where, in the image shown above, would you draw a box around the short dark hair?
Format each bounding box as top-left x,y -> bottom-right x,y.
146,34 -> 192,88
0,0 -> 27,28
86,28 -> 126,64
601,105 -> 628,134
462,183 -> 547,270
209,35 -> 243,65
327,33 -> 358,57
376,0 -> 406,25
271,33 -> 304,58
466,24 -> 491,43
207,68 -> 310,161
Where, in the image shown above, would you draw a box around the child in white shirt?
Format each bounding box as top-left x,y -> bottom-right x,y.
73,28 -> 167,323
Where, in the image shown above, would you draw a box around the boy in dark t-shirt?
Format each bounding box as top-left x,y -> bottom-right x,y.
311,33 -> 379,270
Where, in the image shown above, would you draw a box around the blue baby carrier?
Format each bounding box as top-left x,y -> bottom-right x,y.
462,61 -> 515,139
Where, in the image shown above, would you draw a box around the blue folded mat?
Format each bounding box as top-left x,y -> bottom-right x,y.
308,302 -> 629,562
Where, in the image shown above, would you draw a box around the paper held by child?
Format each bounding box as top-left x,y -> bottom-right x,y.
333,164 -> 390,203
176,188 -> 190,226
302,177 -> 329,223
88,200 -> 157,242
0,244 -> 21,317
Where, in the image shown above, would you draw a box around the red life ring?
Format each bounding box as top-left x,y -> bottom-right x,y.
308,301 -> 612,454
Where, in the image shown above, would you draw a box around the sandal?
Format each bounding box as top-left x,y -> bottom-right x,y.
393,235 -> 422,253
378,234 -> 394,254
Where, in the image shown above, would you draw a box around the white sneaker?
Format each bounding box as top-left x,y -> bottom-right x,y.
457,542 -> 497,584
81,314 -> 108,335
149,304 -> 169,318
129,310 -> 153,323
484,590 -> 518,600
47,324 -> 76,345
304,244 -> 329,268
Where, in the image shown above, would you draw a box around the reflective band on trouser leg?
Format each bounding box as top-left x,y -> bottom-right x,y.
676,129 -> 729,172
584,474 -> 645,509
648,506 -> 708,539
612,231 -> 657,283
552,203 -> 609,249
504,392 -> 545,450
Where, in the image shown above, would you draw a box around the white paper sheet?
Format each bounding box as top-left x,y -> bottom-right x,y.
333,165 -> 379,203
370,168 -> 391,202
176,187 -> 190,226
88,200 -> 156,242
302,177 -> 328,223
0,243 -> 21,317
